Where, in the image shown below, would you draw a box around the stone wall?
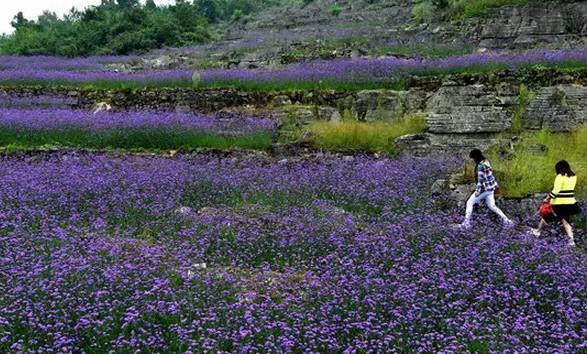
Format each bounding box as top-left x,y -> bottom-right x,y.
4,68 -> 587,156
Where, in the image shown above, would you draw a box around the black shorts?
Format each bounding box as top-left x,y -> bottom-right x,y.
544,203 -> 582,223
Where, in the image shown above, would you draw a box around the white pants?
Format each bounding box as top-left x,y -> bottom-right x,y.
464,191 -> 511,226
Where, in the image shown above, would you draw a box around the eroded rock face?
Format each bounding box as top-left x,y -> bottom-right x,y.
524,84 -> 587,131
426,83 -> 518,134
395,133 -> 509,157
471,4 -> 584,49
355,89 -> 427,121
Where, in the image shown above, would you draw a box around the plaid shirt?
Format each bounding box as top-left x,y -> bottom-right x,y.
475,160 -> 499,193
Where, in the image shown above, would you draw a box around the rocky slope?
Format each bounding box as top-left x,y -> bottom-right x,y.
134,0 -> 587,71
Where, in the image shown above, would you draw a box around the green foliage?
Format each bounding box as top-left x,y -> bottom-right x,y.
372,44 -> 475,58
328,4 -> 343,17
412,2 -> 433,21
432,0 -> 450,9
488,127 -> 587,197
413,0 -> 548,20
0,0 -> 285,56
0,128 -> 273,151
511,84 -> 534,134
307,114 -> 426,154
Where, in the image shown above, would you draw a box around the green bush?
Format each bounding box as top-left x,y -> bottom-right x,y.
412,2 -> 433,21
0,0 -> 285,56
328,4 -> 343,17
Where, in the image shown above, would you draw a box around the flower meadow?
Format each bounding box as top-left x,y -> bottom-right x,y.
0,108 -> 276,150
3,48 -> 587,89
0,153 -> 585,352
0,55 -> 193,88
201,48 -> 587,90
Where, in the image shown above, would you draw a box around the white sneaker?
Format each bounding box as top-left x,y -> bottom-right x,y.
531,228 -> 541,237
453,223 -> 470,230
568,238 -> 576,247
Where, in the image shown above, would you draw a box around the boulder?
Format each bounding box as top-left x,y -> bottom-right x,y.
317,106 -> 341,121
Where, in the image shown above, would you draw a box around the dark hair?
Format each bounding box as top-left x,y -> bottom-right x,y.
469,149 -> 486,164
555,160 -> 575,177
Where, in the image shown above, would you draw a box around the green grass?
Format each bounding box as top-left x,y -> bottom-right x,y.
488,128 -> 587,198
511,84 -> 534,134
458,0 -> 546,19
0,128 -> 273,151
372,44 -> 476,58
307,115 -> 426,154
414,0 -> 547,20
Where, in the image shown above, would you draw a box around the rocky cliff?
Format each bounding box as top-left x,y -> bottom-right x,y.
4,67 -> 587,156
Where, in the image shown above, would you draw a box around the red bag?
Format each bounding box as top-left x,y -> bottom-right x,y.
494,187 -> 502,197
540,201 -> 554,219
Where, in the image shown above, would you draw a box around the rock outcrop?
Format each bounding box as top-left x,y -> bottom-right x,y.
524,84 -> 587,131
426,82 -> 518,134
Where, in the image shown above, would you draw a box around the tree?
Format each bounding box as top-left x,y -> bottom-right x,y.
0,0 -> 284,56
145,0 -> 157,10
116,0 -> 140,9
11,12 -> 31,30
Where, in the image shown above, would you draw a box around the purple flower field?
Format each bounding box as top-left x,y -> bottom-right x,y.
0,108 -> 276,150
3,48 -> 587,89
201,48 -> 587,89
0,108 -> 276,135
0,55 -> 193,88
0,154 -> 585,352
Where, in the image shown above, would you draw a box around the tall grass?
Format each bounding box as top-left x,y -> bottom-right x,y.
308,115 -> 426,154
416,0 -> 547,20
458,0 -> 546,18
489,128 -> 587,198
511,84 -> 534,134
373,44 -> 476,58
0,128 -> 273,151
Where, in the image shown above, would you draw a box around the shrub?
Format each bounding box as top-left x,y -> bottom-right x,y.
511,84 -> 534,134
412,2 -> 433,21
328,4 -> 343,17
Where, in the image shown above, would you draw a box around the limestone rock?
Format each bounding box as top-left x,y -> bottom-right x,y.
431,179 -> 449,195
317,106 -> 341,121
528,144 -> 548,154
355,89 -> 425,121
395,132 -> 507,157
475,5 -> 570,49
426,84 -> 517,134
272,95 -> 292,106
394,133 -> 432,157
523,85 -> 587,131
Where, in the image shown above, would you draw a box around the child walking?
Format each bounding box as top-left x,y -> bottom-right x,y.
459,149 -> 514,229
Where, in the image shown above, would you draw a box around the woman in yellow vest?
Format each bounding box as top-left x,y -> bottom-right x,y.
532,160 -> 581,246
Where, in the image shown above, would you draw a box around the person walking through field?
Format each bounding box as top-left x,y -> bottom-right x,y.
532,160 -> 581,247
458,149 -> 514,229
